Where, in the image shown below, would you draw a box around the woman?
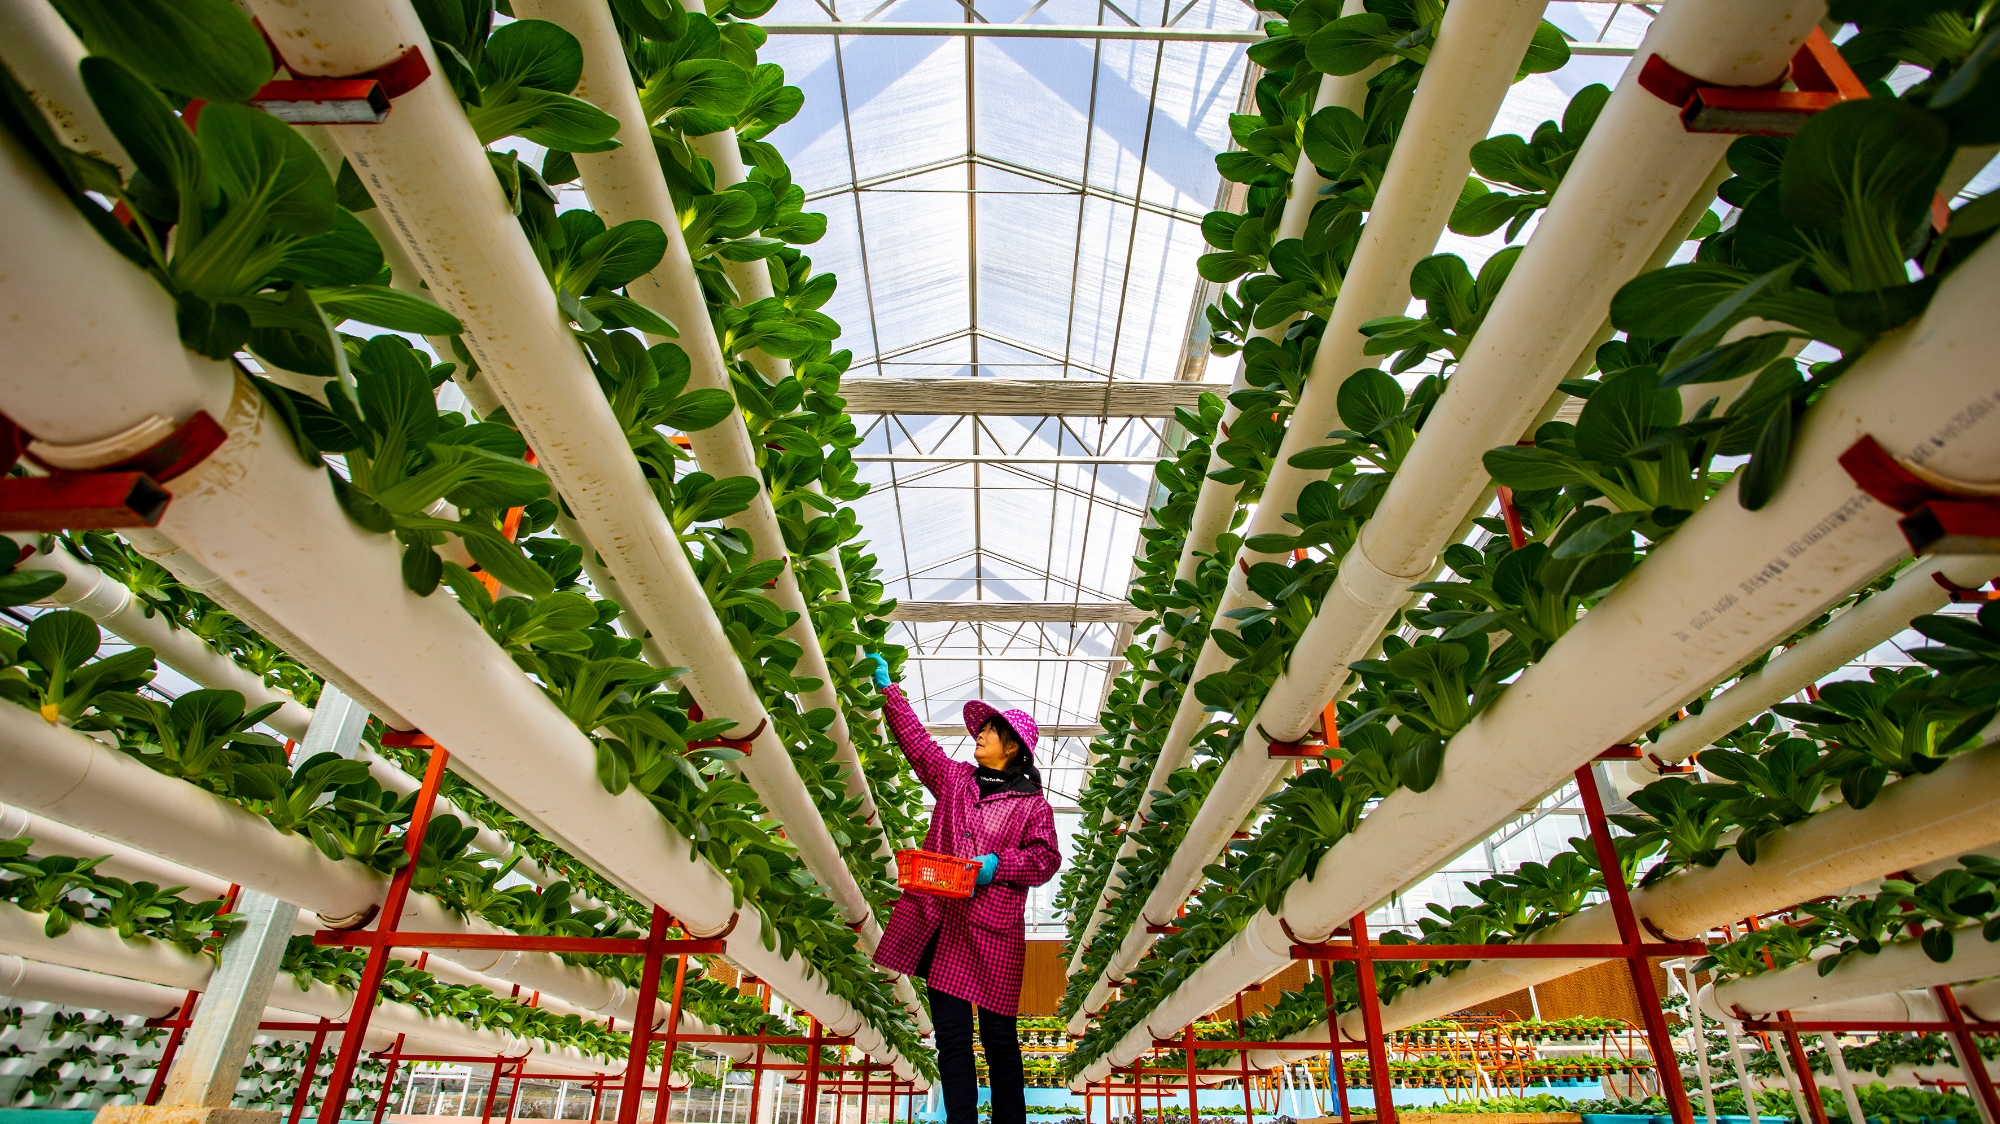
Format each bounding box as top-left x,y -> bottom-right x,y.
866,654 -> 1061,1124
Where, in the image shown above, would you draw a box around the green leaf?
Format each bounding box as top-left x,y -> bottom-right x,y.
1483,445 -> 1591,491
1516,20 -> 1571,79
0,569 -> 65,609
661,389 -> 736,433
273,209 -> 385,287
1780,99 -> 1950,290
1306,13 -> 1398,75
480,20 -> 586,95
1576,369 -> 1678,464
52,0 -> 271,103
402,537 -> 444,596
1301,106 -> 1365,178
1657,331 -> 1791,389
577,220 -> 668,292
1336,369 -> 1406,434
1610,263 -> 1754,339
581,294 -> 677,337
175,293 -> 252,360
198,102 -> 338,237
311,285 -> 463,335
79,57 -> 212,222
26,611 -> 100,675
462,531 -> 556,598
1737,394 -> 1797,512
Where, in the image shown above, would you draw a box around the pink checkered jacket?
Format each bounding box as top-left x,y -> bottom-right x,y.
870,685 -> 1061,1016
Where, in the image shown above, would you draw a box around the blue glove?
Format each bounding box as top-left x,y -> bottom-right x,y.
975,854 -> 998,887
865,652 -> 891,689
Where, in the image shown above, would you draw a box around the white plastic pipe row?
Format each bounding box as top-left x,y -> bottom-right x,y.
0,701 -> 384,926
0,691 -> 785,1050
240,0 -> 881,941
1699,982 -> 2000,1031
1066,0 -> 1566,1024
1097,25 -> 1734,1009
1222,742 -> 2000,1068
1067,53 -> 1376,978
1076,218 -> 2000,1077
17,540 -> 315,739
355,747 -> 611,916
0,801 -> 230,900
1647,554 -> 2000,761
0,905 -> 639,1078
509,0 -> 889,861
0,128 -> 914,1074
1714,925 -> 2000,1021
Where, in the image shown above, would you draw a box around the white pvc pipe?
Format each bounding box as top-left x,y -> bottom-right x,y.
123,529 -> 416,731
1649,554 -> 2000,761
242,0 -> 878,934
512,0 -> 887,859
0,702 -> 382,924
1242,743 -> 2000,1060
0,118 -> 728,924
0,899 -> 211,991
18,540 -> 315,739
0,0 -> 129,171
1715,925 -> 2000,1020
1068,51 -> 1376,980
0,801 -> 230,899
1070,0 -> 1566,1021
0,702 -> 720,1042
0,953 -> 184,1017
0,121 -> 912,1069
1283,228 -> 2000,944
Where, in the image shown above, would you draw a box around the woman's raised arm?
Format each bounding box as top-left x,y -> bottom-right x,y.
882,683 -> 964,795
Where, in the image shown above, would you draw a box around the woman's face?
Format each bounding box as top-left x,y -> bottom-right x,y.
974,720 -> 1020,771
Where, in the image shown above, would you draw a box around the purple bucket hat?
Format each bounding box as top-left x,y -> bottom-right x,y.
963,699 -> 1039,758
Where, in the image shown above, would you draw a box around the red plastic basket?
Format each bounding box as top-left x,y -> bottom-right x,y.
896,849 -> 979,899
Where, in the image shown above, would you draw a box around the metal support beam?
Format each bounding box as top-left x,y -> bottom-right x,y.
758,21 -> 1639,51
888,600 -> 1147,623
160,889 -> 301,1107
839,377 -> 1223,417
853,454 -> 1156,465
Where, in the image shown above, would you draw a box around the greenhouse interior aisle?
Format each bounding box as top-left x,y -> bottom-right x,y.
0,0 -> 1997,1123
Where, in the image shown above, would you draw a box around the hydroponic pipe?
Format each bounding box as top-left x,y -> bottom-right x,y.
0,118 -> 732,928
0,0 -> 128,172
511,0 -> 886,849
1078,0 -> 1790,1017
240,0 -> 880,934
1065,0 -> 1562,1021
0,802 -> 230,900
0,953 -> 185,1019
678,125 -> 886,843
0,901 -> 666,1077
1067,50 -> 1381,978
1646,555 -> 2000,762
0,703 -> 382,925
1699,981 -> 2000,1031
1267,0 -> 1820,743
1714,925 -> 2000,1021
121,530 -> 415,732
0,133 -> 918,1070
1083,227 -> 2000,1075
17,540 -> 315,739
1233,743 -> 2000,1065
0,691 -> 722,1039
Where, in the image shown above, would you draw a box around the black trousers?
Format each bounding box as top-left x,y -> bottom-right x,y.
918,934 -> 1022,1124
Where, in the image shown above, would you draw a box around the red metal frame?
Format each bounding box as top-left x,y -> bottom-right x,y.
1126,756 -> 1705,1124
293,739 -> 808,1124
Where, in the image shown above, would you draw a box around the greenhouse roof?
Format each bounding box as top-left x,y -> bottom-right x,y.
756,0 -> 1662,805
